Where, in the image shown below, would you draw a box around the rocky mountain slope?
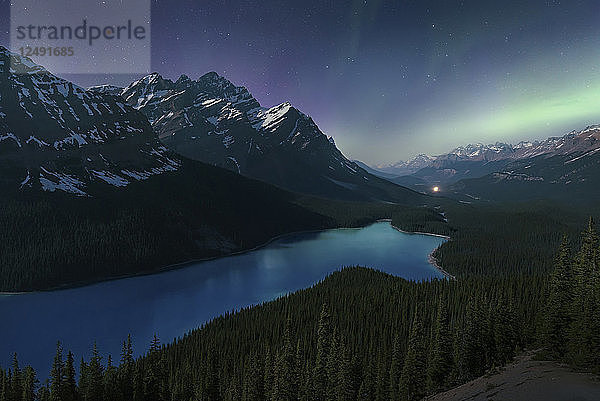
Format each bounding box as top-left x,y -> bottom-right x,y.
0,46 -> 180,197
101,72 -> 417,202
0,50 -> 434,290
375,154 -> 435,176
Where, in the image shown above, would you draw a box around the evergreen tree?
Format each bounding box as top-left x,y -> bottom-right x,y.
85,343 -> 104,401
38,380 -> 50,401
494,297 -> 517,365
132,363 -> 144,401
399,311 -> 426,401
326,328 -> 340,401
374,353 -> 389,401
243,352 -> 263,401
63,351 -> 78,401
144,335 -> 167,401
104,356 -> 119,401
78,358 -> 88,401
0,369 -> 7,401
573,217 -> 598,290
427,299 -> 453,393
388,334 -> 402,400
312,304 -> 331,401
204,343 -> 221,401
118,334 -> 134,401
357,359 -> 375,401
544,236 -> 574,358
273,318 -> 296,401
9,353 -> 22,401
20,367 -> 35,401
459,298 -> 484,380
263,349 -> 273,401
569,219 -> 599,366
49,344 -> 63,401
335,336 -> 354,401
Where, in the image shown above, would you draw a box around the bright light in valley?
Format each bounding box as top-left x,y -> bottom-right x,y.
432,186 -> 440,192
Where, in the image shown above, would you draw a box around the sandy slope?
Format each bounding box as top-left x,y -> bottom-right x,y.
427,351 -> 600,401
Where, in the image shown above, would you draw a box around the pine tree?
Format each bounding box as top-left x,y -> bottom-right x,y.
0,369 -> 7,401
544,236 -> 575,358
273,318 -> 296,401
63,351 -> 78,401
326,328 -> 340,401
78,358 -> 88,401
459,298 -> 484,380
357,359 -> 375,401
427,299 -> 453,393
243,352 -> 263,401
388,334 -> 402,400
569,219 -> 599,366
263,349 -> 274,401
335,336 -> 354,401
204,343 -> 221,401
399,311 -> 426,401
9,353 -> 22,401
49,344 -> 63,401
20,366 -> 35,401
573,217 -> 598,290
38,380 -> 51,401
312,304 -> 331,401
118,334 -> 134,401
295,340 -> 306,401
132,363 -> 144,401
85,343 -> 104,401
104,356 -> 119,401
144,335 -> 167,401
494,297 -> 517,365
374,353 -> 389,401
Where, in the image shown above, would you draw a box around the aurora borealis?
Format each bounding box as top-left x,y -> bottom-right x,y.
2,0 -> 599,164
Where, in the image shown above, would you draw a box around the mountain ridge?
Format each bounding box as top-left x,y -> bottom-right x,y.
363,124 -> 600,194
97,70 -> 421,202
0,46 -> 181,197
375,124 -> 600,175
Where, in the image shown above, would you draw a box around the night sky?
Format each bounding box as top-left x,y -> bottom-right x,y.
2,0 -> 600,164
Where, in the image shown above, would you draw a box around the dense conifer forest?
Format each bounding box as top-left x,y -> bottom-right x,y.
0,160 -> 436,292
1,208 -> 599,400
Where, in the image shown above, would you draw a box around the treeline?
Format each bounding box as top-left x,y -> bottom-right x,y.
0,266 -> 547,401
0,161 -> 336,291
0,161 -> 446,292
543,218 -> 600,369
393,202 -> 584,278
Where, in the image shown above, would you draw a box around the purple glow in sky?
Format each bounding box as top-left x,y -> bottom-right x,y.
1,0 -> 600,164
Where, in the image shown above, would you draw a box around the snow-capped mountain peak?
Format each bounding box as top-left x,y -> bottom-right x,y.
0,50 -> 180,196
113,71 -> 393,200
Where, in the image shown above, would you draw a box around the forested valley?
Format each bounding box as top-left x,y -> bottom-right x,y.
1,205 -> 599,401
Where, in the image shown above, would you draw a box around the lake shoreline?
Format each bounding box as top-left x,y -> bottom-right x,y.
1,220 -> 452,295
378,219 -> 455,280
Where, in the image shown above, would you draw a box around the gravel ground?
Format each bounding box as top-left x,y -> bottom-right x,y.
427,351 -> 600,401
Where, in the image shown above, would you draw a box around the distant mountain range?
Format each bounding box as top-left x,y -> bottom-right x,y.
4,42 -> 599,209
364,125 -> 600,202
